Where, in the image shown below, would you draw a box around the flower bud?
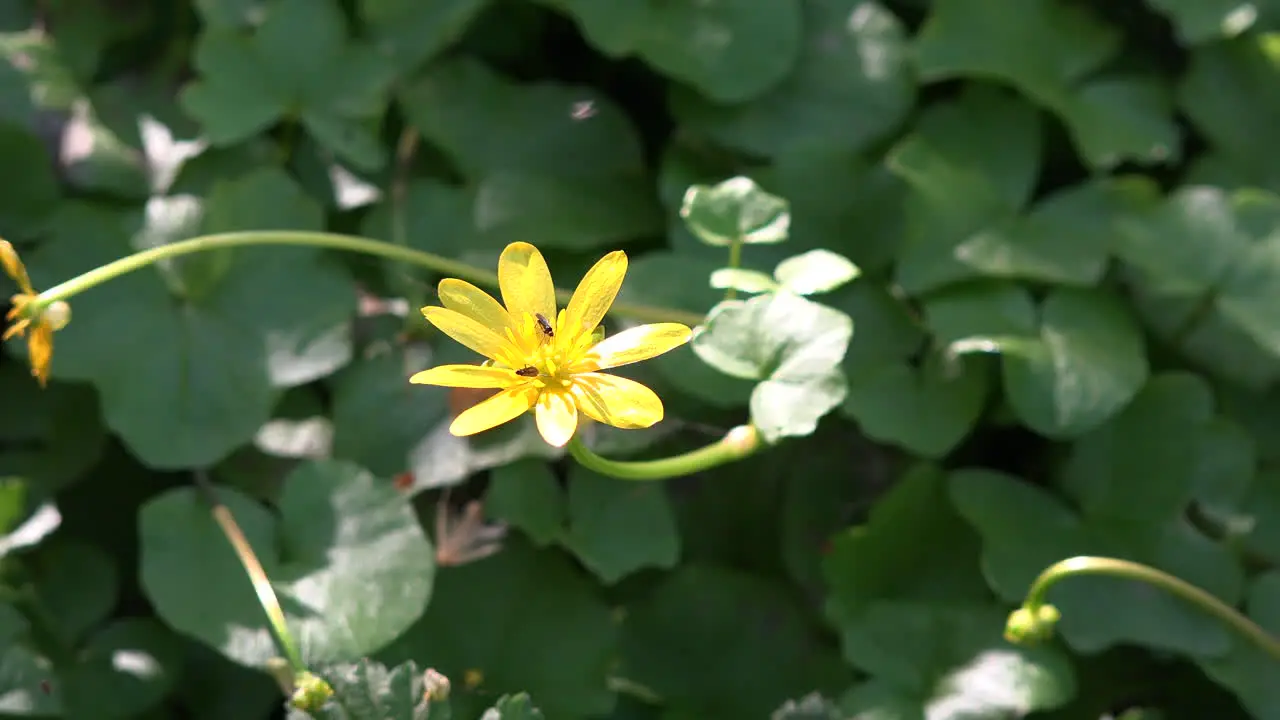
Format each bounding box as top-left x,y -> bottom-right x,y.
44,301 -> 70,331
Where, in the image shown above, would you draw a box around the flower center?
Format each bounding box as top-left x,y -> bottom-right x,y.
508,312 -> 578,387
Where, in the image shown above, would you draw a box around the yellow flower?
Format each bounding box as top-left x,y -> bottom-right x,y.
410,242 -> 692,447
1,239 -> 67,388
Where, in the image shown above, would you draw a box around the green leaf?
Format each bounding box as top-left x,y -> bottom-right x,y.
929,284 -> 1149,438
181,0 -> 394,169
360,0 -> 490,76
771,693 -> 842,720
890,85 -> 1041,294
305,659 -> 433,720
0,366 -> 105,492
58,100 -> 150,200
485,459 -> 566,547
0,604 -> 61,716
0,29 -> 81,113
399,58 -> 645,180
397,59 -> 659,251
951,373 -> 1247,654
29,539 -> 119,646
194,0 -> 262,28
680,176 -> 790,247
378,539 -> 618,719
1179,35 -> 1280,191
693,292 -> 852,442
537,0 -> 802,103
837,602 -> 1076,718
759,148 -> 906,276
1001,289 -> 1148,437
178,638 -> 283,720
773,250 -> 860,296
823,464 -> 988,623
670,0 -> 913,157
841,353 -> 989,459
620,564 -> 850,717
709,268 -> 778,295
949,177 -> 1160,287
27,169 -> 354,469
473,172 -> 663,251
359,179 -> 478,296
61,618 -> 183,720
1146,0 -> 1261,43
832,282 -> 926,375
619,251 -> 755,409
1198,572 -> 1280,717
914,0 -> 1180,169
483,694 -> 545,720
140,460 -> 435,668
0,123 -> 59,239
1117,186 -> 1280,364
562,466 -> 680,584
330,344 -> 451,478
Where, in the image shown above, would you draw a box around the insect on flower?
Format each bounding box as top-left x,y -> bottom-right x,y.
534,312 -> 555,338
408,241 -> 693,447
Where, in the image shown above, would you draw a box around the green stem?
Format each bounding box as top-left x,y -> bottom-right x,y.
1023,556 -> 1280,660
193,472 -> 307,676
724,238 -> 743,301
33,231 -> 705,328
566,425 -> 761,481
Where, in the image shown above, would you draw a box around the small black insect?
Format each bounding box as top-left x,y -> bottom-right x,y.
535,313 -> 555,337
515,366 -> 539,378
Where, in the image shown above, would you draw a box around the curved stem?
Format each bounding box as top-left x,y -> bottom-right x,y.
566,425 -> 761,481
33,231 -> 705,328
1024,556 -> 1280,660
193,472 -> 306,676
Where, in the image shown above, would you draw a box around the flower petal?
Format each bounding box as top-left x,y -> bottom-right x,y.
409,364 -> 520,388
27,324 -> 52,387
421,306 -> 517,364
449,384 -> 539,437
498,242 -> 556,324
577,323 -> 692,371
570,372 -> 664,429
0,240 -> 33,294
563,250 -> 626,340
535,389 -> 578,447
438,278 -> 515,335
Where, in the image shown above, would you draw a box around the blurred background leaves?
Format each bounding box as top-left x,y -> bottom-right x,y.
2,0 -> 1280,718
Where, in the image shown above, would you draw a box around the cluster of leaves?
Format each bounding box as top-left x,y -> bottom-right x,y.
3,0 -> 1280,718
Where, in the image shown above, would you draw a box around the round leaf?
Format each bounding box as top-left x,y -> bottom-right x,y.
773,249 -> 860,296
1001,289 -> 1149,439
140,459 -> 435,668
377,539 -> 618,719
680,176 -> 790,247
563,466 -> 680,584
540,0 -> 802,103
672,0 -> 913,157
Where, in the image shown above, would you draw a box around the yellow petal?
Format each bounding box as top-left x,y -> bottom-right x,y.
570,372 -> 664,429
498,242 -> 556,323
421,306 -> 518,365
535,389 -> 578,447
0,240 -> 33,294
27,323 -> 52,387
438,278 -> 515,336
562,250 -> 626,340
410,364 -> 520,388
577,323 -> 691,371
449,384 -> 539,437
